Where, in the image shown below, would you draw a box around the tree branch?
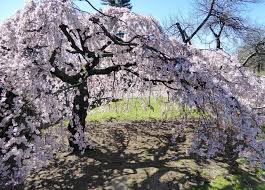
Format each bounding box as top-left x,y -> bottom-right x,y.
241,52 -> 257,67
185,0 -> 216,44
59,24 -> 83,54
124,68 -> 174,84
176,23 -> 191,45
49,49 -> 82,85
89,62 -> 136,76
89,17 -> 137,47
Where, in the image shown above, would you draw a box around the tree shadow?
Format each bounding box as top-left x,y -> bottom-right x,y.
190,169 -> 264,190
23,146 -> 206,189
16,121 -> 263,190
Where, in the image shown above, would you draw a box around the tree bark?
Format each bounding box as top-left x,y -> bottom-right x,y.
224,133 -> 239,173
216,36 -> 221,49
184,0 -> 216,44
209,25 -> 223,50
68,82 -> 89,152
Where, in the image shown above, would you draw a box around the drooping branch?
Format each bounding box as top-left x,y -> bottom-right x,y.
123,67 -> 183,91
89,17 -> 173,62
89,62 -> 136,75
143,44 -> 175,62
90,17 -> 138,47
124,68 -> 174,84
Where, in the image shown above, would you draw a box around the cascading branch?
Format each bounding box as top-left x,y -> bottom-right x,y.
0,0 -> 264,186
167,47 -> 265,168
0,83 -> 50,186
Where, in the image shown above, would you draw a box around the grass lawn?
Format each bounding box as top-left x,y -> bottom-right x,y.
257,70 -> 265,77
192,173 -> 265,190
87,97 -> 201,122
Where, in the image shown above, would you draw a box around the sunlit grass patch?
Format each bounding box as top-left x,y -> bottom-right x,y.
191,172 -> 265,190
87,97 -> 201,122
257,70 -> 265,77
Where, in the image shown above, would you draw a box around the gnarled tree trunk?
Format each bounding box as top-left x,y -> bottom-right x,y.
68,82 -> 89,152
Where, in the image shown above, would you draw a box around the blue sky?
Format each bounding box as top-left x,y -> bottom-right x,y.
1,0 -> 264,25
0,0 -> 192,24
0,0 -> 264,51
74,0 -> 193,23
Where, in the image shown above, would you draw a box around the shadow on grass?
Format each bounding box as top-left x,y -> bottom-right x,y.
190,168 -> 265,190
15,121 -> 265,190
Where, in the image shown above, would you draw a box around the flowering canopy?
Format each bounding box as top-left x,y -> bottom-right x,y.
0,0 -> 264,186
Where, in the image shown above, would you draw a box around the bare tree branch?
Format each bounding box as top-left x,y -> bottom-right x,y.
184,0 -> 216,44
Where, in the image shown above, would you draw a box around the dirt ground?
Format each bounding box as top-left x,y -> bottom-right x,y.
13,120 -> 264,190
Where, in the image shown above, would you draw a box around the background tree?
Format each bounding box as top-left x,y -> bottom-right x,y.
194,0 -> 264,49
101,0 -> 132,9
165,0 -> 216,45
238,29 -> 265,72
166,0 -> 263,50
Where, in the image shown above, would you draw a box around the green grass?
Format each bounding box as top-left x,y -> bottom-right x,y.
257,70 -> 265,77
261,125 -> 265,133
87,97 -> 201,122
191,173 -> 265,190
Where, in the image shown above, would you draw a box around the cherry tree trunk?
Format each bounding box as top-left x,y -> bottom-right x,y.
67,83 -> 89,152
224,134 -> 239,172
